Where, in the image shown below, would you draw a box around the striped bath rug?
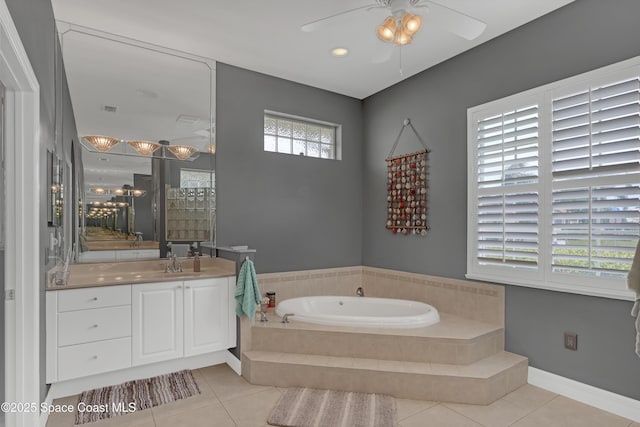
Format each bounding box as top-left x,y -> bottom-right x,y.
75,369 -> 200,425
268,388 -> 398,427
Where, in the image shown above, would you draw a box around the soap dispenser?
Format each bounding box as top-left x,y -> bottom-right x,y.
193,252 -> 201,272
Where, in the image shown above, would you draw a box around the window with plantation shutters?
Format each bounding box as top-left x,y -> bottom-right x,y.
551,77 -> 640,280
468,57 -> 640,300
476,106 -> 539,269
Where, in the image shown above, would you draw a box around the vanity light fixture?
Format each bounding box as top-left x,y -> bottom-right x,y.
208,143 -> 216,154
167,145 -> 198,160
128,140 -> 161,156
83,135 -> 121,153
91,188 -> 107,195
113,188 -> 125,196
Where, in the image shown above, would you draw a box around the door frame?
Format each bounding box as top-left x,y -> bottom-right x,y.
0,1 -> 41,426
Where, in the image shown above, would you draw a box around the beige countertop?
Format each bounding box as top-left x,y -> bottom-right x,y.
85,240 -> 160,251
47,257 -> 236,290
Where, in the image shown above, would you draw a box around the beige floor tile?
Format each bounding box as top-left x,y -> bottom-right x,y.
395,398 -> 437,421
83,408 -> 155,426
46,395 -> 79,427
155,402 -> 236,427
150,390 -> 221,419
502,384 -> 557,411
512,396 -> 632,427
400,404 -> 482,427
222,388 -> 282,427
202,364 -> 272,402
444,398 -> 532,427
629,423 -> 640,427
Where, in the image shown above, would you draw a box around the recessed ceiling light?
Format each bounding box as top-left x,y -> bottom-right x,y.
331,47 -> 349,57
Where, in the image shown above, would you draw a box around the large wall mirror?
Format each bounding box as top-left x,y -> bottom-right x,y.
59,23 -> 216,262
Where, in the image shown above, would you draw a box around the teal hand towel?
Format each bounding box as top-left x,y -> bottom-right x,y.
235,258 -> 261,320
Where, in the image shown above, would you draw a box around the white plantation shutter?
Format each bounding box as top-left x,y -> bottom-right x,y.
468,58 -> 640,299
551,77 -> 640,279
475,106 -> 539,270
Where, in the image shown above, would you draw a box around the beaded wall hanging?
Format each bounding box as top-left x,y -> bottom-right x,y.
386,119 -> 430,236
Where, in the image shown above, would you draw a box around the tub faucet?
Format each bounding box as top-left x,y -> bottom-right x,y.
281,313 -> 295,323
356,287 -> 364,297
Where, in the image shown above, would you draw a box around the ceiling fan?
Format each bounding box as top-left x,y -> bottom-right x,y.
301,0 -> 487,45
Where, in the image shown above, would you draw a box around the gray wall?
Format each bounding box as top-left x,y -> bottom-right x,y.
216,63 -> 364,274
6,0 -> 80,402
362,0 -> 640,400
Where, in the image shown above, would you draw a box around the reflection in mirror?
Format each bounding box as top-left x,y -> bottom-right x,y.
47,150 -> 64,228
59,24 -> 216,262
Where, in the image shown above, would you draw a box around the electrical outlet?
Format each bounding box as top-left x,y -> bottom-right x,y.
564,332 -> 578,350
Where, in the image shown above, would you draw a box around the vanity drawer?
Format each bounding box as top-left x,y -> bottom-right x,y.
58,285 -> 131,312
58,305 -> 131,346
58,337 -> 131,381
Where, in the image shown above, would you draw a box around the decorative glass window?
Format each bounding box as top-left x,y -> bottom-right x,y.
467,57 -> 640,300
180,169 -> 214,188
264,111 -> 340,160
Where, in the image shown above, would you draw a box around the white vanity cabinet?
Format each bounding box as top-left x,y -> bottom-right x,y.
46,285 -> 132,383
131,281 -> 184,366
184,277 -> 234,356
47,275 -> 236,385
131,277 -> 235,365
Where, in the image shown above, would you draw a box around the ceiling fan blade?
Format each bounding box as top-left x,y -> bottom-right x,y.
301,3 -> 382,33
424,1 -> 487,40
372,46 -> 395,64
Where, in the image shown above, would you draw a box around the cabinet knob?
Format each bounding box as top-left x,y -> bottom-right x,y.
91,297 -> 98,301
92,324 -> 99,328
92,355 -> 98,360
185,285 -> 191,289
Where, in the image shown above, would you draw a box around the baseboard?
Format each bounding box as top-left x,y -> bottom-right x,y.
225,351 -> 242,375
528,367 -> 640,422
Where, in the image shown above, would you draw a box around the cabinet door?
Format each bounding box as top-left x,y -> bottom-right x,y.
132,281 -> 183,366
184,277 -> 229,356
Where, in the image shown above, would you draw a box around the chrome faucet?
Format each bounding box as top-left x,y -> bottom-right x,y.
356,287 -> 364,297
165,253 -> 182,273
281,313 -> 295,323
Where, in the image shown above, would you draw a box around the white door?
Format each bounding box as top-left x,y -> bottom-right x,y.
132,281 -> 183,366
184,277 -> 229,356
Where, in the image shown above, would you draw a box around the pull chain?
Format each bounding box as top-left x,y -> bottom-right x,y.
399,44 -> 403,78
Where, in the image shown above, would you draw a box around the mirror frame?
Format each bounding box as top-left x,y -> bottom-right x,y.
58,22 -> 217,261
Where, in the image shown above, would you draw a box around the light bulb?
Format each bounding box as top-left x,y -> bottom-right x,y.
402,13 -> 422,36
377,16 -> 396,43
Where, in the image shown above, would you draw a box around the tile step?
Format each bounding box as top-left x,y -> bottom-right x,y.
242,350 -> 528,405
250,312 -> 504,365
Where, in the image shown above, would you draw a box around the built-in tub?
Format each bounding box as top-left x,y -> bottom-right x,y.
275,296 -> 440,328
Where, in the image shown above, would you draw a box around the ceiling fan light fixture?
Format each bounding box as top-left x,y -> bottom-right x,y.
376,16 -> 396,43
167,145 -> 198,160
83,135 -> 121,153
402,12 -> 422,36
128,140 -> 161,156
394,27 -> 413,46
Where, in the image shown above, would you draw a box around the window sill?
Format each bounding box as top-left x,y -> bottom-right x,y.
465,272 -> 636,302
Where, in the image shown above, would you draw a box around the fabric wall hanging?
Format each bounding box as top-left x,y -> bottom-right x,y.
386,119 -> 430,236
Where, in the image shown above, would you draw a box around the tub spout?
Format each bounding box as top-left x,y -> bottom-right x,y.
281,313 -> 295,323
356,287 -> 364,297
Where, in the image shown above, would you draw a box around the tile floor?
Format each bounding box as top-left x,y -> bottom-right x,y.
46,364 -> 636,427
